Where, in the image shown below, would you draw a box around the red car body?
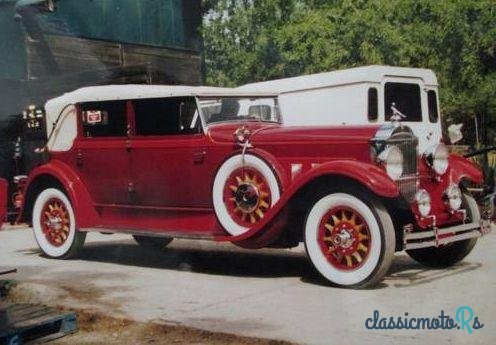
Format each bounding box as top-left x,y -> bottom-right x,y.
8,85 -> 491,288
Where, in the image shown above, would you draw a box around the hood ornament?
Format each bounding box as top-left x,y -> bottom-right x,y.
390,102 -> 406,127
233,126 -> 253,164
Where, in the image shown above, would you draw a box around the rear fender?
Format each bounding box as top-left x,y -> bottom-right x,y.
21,160 -> 99,227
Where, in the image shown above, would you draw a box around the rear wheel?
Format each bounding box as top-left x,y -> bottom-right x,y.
406,193 -> 479,267
32,188 -> 86,259
304,192 -> 395,288
133,235 -> 173,249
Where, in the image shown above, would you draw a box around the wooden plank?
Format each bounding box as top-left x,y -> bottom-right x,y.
0,303 -> 77,343
26,34 -> 202,84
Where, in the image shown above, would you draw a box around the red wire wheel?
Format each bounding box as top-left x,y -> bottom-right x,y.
223,167 -> 272,226
317,206 -> 371,271
40,197 -> 71,247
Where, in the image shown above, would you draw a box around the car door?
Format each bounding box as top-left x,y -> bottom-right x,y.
75,100 -> 131,206
129,97 -> 212,209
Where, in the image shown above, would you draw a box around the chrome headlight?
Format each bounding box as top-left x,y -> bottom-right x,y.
425,143 -> 449,175
444,184 -> 462,211
415,189 -> 431,217
377,146 -> 404,180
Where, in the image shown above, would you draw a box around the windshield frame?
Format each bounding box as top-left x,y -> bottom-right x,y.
195,96 -> 282,129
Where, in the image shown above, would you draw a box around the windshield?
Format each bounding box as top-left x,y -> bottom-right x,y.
198,97 -> 281,125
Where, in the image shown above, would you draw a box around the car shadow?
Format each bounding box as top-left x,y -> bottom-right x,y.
78,240 -> 314,279
18,239 -> 484,289
385,254 -> 482,288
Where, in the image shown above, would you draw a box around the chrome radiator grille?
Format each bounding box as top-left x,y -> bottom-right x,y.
387,132 -> 419,202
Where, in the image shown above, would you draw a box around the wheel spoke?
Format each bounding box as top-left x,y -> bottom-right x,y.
345,255 -> 353,267
259,200 -> 269,209
352,252 -> 362,263
358,243 -> 368,252
255,209 -> 264,219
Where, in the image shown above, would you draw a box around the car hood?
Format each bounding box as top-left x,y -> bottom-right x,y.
207,122 -> 380,145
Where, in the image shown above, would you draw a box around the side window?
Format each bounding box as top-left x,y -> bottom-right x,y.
384,82 -> 422,122
427,90 -> 439,123
81,101 -> 127,138
133,97 -> 201,136
367,87 -> 378,122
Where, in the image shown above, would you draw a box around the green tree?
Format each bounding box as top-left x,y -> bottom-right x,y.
202,0 -> 496,144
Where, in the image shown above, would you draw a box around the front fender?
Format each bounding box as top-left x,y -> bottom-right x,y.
22,160 -> 99,227
216,160 -> 399,244
448,154 -> 484,185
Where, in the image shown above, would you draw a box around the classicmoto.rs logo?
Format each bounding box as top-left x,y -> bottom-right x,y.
365,307 -> 484,334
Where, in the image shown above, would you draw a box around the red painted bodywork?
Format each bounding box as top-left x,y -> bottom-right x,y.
18,102 -> 485,248
0,178 -> 7,228
413,154 -> 483,228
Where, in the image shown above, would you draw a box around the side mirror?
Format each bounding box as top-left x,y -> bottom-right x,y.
447,123 -> 463,144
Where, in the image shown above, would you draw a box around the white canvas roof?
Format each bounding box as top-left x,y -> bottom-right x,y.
45,84 -> 276,111
43,84 -> 276,152
237,65 -> 438,94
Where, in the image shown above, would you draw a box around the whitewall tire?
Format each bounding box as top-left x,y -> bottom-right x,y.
32,188 -> 85,259
213,154 -> 280,236
304,193 -> 395,288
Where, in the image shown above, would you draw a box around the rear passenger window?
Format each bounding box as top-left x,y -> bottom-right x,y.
427,90 -> 439,123
133,97 -> 200,136
81,101 -> 127,138
367,87 -> 378,122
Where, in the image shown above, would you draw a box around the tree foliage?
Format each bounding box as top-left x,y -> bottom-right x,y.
202,0 -> 496,144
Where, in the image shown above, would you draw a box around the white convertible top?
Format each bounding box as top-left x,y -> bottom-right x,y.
237,65 -> 438,94
45,84 -> 276,112
44,84 -> 277,152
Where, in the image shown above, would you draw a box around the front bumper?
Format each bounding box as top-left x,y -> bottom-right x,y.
403,219 -> 492,250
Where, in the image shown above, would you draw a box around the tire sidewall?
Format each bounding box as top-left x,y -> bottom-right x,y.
304,193 -> 385,286
213,154 -> 280,236
32,188 -> 77,258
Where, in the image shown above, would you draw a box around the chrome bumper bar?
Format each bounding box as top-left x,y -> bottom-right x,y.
403,220 -> 492,250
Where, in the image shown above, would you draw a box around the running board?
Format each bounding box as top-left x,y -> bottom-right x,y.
80,227 -> 215,240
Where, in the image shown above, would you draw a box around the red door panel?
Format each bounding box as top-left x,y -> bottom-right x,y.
129,134 -> 213,208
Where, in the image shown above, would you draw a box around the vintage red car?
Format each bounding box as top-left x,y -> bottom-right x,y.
8,85 -> 491,288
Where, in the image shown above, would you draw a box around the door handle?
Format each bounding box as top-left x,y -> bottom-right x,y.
193,149 -> 206,164
76,150 -> 84,167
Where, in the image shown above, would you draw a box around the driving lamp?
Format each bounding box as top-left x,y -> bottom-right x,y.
444,184 -> 462,211
377,145 -> 404,180
415,189 -> 431,217
425,143 -> 449,175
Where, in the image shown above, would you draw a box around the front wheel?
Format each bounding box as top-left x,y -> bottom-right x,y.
406,193 -> 479,267
304,192 -> 395,288
32,188 -> 86,259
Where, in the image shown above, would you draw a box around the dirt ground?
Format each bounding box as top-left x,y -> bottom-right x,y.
4,290 -> 292,345
52,308 -> 292,345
